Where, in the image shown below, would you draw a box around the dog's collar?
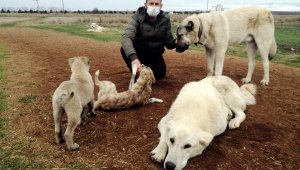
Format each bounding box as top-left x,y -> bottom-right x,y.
198,17 -> 203,45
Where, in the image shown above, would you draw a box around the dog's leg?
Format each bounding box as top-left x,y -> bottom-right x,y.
148,97 -> 163,103
242,41 -> 257,84
228,108 -> 246,129
214,49 -> 227,76
205,47 -> 215,76
129,64 -> 138,90
150,116 -> 169,163
53,102 -> 65,144
259,48 -> 270,86
88,101 -> 96,116
64,107 -> 81,151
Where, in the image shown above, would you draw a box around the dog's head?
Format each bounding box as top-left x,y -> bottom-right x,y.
164,120 -> 213,170
68,56 -> 90,72
139,65 -> 156,84
176,14 -> 202,53
90,23 -> 98,28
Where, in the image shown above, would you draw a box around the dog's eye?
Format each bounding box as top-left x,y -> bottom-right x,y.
184,144 -> 191,149
170,138 -> 174,144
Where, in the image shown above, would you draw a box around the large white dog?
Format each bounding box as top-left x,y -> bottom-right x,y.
176,6 -> 277,85
151,76 -> 256,170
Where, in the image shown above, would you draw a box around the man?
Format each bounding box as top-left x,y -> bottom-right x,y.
121,0 -> 178,80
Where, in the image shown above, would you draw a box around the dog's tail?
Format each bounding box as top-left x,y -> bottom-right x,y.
240,84 -> 256,105
94,70 -> 101,86
269,37 -> 277,60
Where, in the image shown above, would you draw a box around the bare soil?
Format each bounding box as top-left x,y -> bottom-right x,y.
0,27 -> 299,169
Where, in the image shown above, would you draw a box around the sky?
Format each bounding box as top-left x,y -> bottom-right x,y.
1,0 -> 300,11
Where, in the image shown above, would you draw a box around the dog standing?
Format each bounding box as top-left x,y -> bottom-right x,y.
93,64 -> 162,111
151,76 -> 256,170
52,56 -> 94,151
176,6 -> 277,85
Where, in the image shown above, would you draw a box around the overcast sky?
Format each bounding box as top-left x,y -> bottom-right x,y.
1,0 -> 300,11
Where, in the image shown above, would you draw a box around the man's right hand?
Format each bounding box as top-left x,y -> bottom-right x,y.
131,59 -> 142,75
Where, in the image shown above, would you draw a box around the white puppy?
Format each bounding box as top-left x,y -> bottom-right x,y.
52,56 -> 94,151
151,76 -> 256,170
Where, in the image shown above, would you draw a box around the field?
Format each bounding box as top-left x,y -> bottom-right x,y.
0,13 -> 299,169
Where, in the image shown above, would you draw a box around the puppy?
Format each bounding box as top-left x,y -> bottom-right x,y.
52,56 -> 94,151
151,76 -> 256,170
93,64 -> 163,111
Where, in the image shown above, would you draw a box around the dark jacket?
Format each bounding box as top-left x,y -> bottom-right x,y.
121,7 -> 176,58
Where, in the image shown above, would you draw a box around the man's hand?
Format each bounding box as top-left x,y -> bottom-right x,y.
131,59 -> 142,75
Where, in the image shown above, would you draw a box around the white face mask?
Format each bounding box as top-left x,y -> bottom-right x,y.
147,6 -> 160,17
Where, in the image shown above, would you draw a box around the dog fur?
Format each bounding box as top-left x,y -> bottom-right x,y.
151,76 -> 256,170
52,56 -> 95,151
176,6 -> 277,85
93,65 -> 163,111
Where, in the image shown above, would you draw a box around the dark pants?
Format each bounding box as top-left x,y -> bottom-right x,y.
120,47 -> 166,80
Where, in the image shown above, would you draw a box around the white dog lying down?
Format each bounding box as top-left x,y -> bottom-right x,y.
151,76 -> 256,170
87,22 -> 106,32
93,65 -> 163,111
52,56 -> 95,151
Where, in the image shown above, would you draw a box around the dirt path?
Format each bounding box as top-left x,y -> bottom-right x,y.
0,27 -> 299,169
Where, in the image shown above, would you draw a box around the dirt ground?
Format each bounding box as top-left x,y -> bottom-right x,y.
0,27 -> 299,169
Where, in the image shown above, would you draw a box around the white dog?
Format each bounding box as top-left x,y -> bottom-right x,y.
151,76 -> 256,170
87,22 -> 106,32
176,6 -> 277,85
93,64 -> 163,111
52,56 -> 94,151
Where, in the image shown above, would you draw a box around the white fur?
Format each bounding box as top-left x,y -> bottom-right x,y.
87,23 -> 106,32
52,56 -> 94,151
177,6 -> 277,85
151,76 -> 256,170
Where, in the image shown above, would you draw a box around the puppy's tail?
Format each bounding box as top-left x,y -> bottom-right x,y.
240,84 -> 256,105
94,70 -> 101,86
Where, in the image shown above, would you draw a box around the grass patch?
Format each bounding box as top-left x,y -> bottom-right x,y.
0,141 -> 43,169
18,94 -> 37,103
32,24 -> 123,42
0,43 -> 9,138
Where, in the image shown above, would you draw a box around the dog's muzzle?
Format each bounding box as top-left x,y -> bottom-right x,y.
176,43 -> 189,53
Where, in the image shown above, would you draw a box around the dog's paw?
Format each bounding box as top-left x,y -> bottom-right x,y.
228,119 -> 241,129
241,78 -> 251,84
68,143 -> 79,151
260,79 -> 269,86
150,147 -> 166,163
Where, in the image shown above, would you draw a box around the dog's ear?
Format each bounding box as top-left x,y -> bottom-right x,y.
198,131 -> 213,147
185,21 -> 194,32
68,57 -> 75,67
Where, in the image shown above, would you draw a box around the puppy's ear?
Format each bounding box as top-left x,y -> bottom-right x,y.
68,57 -> 75,67
198,131 -> 213,147
185,21 -> 194,32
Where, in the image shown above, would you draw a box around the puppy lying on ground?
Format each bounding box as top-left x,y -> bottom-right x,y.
52,56 -> 95,151
151,76 -> 256,170
93,64 -> 162,111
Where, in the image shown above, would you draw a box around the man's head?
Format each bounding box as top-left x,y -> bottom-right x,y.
144,0 -> 162,18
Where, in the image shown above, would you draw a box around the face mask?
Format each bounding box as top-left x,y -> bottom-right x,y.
147,6 -> 160,17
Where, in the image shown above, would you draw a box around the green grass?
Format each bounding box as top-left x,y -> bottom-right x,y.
18,94 -> 37,103
32,24 -> 123,42
0,43 -> 9,138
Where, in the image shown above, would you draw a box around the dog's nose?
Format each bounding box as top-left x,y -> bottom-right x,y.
165,161 -> 176,170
